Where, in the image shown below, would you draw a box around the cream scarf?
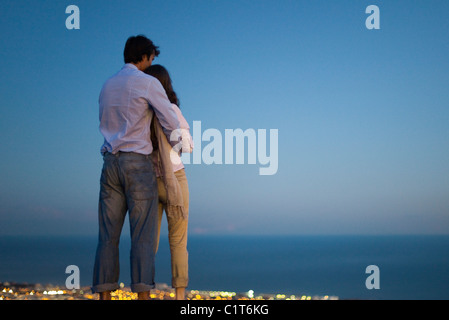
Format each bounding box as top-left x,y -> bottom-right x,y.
151,117 -> 186,219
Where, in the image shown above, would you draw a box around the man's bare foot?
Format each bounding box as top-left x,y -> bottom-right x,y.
99,291 -> 111,300
138,291 -> 150,300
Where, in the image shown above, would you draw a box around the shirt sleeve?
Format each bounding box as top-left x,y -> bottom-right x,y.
146,78 -> 181,144
174,106 -> 194,153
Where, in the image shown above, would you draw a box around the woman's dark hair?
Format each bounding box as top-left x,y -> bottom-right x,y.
124,35 -> 160,64
144,64 -> 180,107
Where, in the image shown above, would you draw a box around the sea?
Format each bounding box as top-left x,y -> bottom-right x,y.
1,234 -> 448,300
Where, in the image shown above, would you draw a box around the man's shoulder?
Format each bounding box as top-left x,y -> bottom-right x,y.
122,67 -> 158,85
104,66 -> 156,86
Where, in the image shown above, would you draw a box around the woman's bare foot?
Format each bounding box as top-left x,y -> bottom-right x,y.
175,287 -> 186,300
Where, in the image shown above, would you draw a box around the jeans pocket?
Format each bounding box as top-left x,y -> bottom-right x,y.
125,167 -> 157,200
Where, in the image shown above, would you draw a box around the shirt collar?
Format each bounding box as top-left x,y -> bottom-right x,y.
124,63 -> 139,70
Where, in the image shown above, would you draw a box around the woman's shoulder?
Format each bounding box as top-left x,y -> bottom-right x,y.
172,104 -> 190,128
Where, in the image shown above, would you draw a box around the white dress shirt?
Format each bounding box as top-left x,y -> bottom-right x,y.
99,63 -> 181,155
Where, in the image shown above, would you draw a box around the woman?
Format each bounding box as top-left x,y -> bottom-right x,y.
145,64 -> 193,300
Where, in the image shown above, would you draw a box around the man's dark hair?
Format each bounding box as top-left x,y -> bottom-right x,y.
123,35 -> 160,64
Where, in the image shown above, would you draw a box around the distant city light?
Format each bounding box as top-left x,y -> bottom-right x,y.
0,283 -> 338,300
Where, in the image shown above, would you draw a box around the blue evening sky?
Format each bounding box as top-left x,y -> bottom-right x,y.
0,0 -> 448,236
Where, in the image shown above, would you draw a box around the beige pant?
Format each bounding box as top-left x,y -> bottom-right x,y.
155,169 -> 189,288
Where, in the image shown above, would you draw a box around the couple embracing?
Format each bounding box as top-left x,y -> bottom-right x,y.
92,35 -> 193,300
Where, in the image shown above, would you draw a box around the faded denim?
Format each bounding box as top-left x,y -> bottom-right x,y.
92,152 -> 158,293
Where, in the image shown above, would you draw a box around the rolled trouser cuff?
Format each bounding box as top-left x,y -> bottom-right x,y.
172,277 -> 189,288
91,282 -> 119,293
131,282 -> 155,293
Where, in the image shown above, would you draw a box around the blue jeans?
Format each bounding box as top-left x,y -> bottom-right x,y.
92,152 -> 158,293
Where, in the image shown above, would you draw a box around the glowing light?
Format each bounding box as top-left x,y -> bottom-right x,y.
44,290 -> 64,295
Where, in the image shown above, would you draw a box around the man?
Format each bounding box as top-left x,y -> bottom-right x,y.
92,35 -> 181,300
